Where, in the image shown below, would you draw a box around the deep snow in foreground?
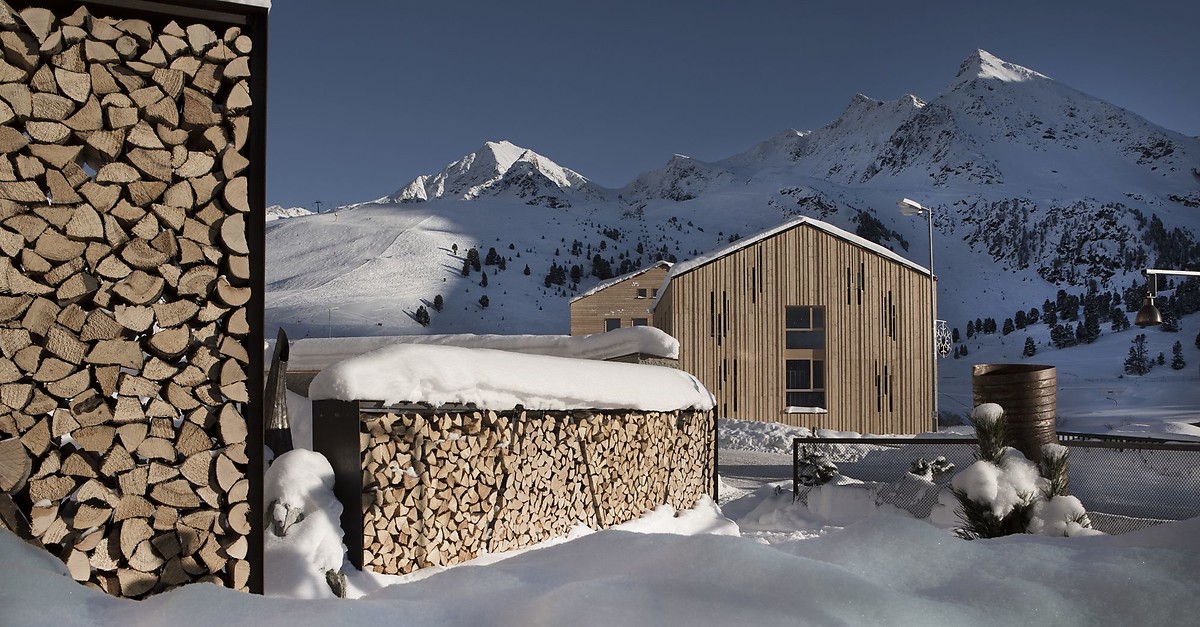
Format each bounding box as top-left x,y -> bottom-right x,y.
4,417 -> 1200,626
2,488 -> 1198,626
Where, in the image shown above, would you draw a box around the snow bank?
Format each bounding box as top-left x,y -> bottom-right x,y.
309,343 -> 714,411
805,475 -> 909,525
718,418 -> 812,453
4,510 -> 1198,626
275,326 -> 679,372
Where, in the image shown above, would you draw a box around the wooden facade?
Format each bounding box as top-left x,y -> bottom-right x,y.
653,218 -> 933,433
568,261 -> 670,336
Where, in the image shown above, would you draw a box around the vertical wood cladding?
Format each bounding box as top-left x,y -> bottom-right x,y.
0,0 -> 266,597
569,262 -> 670,335
655,222 -> 932,434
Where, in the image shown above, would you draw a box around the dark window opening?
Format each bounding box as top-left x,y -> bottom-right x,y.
785,306 -> 825,349
605,318 -> 620,332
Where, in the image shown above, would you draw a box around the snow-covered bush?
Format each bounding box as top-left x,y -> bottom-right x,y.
264,450 -> 349,598
946,404 -> 1098,539
1039,443 -> 1070,497
797,447 -> 838,486
909,456 -> 955,481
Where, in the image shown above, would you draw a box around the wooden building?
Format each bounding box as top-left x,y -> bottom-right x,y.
652,217 -> 934,433
569,261 -> 671,336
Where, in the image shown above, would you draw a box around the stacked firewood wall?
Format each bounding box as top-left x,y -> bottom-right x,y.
360,408 -> 713,575
0,2 -> 255,596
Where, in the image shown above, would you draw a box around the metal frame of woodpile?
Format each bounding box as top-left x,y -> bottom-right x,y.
0,0 -> 267,596
313,400 -> 716,575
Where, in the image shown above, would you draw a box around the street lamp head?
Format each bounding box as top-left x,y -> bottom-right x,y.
1135,294 -> 1162,327
1134,271 -> 1162,327
898,198 -> 928,216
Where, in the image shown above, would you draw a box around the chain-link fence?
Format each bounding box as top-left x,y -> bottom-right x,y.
791,435 -> 1200,534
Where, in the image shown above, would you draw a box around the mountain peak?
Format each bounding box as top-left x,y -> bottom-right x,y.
955,49 -> 1048,84
381,140 -> 592,205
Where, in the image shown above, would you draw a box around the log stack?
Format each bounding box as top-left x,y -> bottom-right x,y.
356,407 -> 713,575
0,1 -> 258,597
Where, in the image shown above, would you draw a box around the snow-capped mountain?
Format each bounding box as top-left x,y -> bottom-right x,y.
378,140 -> 599,208
268,49 -> 1200,405
266,205 -> 315,221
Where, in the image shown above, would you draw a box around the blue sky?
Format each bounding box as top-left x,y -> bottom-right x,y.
266,0 -> 1199,209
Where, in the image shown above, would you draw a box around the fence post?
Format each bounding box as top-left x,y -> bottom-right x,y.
312,399 -> 365,569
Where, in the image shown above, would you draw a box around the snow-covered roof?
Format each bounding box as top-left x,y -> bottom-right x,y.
308,343 -> 713,411
272,326 -> 679,372
570,261 -> 672,303
654,216 -> 930,307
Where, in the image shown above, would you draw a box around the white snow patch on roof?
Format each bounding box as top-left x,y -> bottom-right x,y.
277,327 -> 678,372
308,343 -> 713,411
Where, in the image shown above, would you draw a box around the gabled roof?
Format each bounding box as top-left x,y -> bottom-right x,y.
569,260 -> 673,303
654,216 -> 930,305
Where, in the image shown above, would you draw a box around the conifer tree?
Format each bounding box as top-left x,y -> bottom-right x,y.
1003,318 -> 1015,335
1124,334 -> 1152,375
1023,337 -> 1036,357
414,305 -> 430,326
433,295 -> 443,312
479,295 -> 489,308
1171,341 -> 1186,370
480,273 -> 488,287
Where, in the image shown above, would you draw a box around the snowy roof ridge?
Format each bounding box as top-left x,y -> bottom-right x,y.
570,260 -> 673,303
274,327 -> 680,372
654,216 -> 929,307
308,343 -> 713,411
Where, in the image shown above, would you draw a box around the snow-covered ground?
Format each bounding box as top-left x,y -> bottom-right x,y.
3,408 -> 1197,625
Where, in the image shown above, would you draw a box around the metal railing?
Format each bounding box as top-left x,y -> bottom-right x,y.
792,435 -> 1200,534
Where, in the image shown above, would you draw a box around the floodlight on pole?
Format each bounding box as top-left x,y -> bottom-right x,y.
1136,269 -> 1200,327
898,197 -> 939,432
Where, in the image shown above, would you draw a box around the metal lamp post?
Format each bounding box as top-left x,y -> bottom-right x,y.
899,198 -> 939,432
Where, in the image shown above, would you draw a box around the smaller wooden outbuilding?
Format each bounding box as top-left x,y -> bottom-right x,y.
569,261 -> 672,336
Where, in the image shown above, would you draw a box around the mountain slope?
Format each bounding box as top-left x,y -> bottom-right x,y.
268,50 -> 1200,409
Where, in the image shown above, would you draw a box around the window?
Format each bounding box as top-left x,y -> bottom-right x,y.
786,359 -> 826,408
785,306 -> 825,349
784,306 -> 826,409
605,318 -> 621,332
651,288 -> 658,298
632,318 -> 648,326
636,288 -> 647,299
